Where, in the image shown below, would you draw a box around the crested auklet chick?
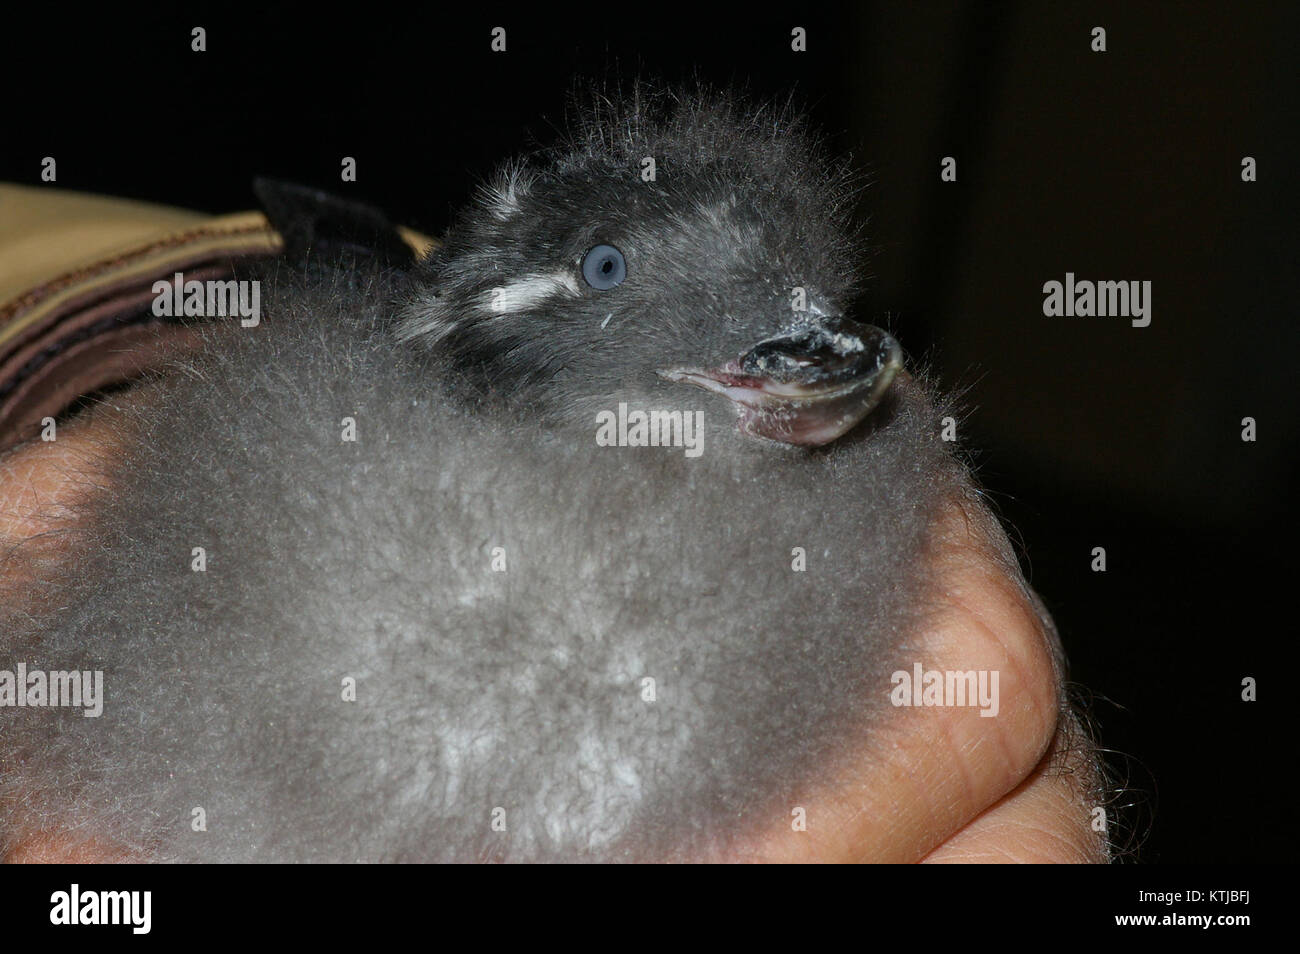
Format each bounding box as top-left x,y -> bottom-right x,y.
0,86 -> 977,862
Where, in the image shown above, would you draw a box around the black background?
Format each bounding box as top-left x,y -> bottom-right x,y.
3,3 -> 1295,863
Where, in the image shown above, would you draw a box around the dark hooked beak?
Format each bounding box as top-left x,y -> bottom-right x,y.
658,316 -> 903,447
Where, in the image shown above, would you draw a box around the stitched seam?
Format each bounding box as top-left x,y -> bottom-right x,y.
0,223 -> 281,325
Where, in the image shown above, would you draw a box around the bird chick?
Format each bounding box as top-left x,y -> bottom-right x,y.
0,86 -> 974,862
398,90 -> 900,448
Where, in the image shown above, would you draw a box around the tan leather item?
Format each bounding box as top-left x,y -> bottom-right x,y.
0,183 -> 433,453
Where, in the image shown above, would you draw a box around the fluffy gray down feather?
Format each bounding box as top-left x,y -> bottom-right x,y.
0,88 -> 1006,862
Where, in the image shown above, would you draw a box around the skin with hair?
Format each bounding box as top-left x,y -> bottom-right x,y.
0,88 -> 1107,862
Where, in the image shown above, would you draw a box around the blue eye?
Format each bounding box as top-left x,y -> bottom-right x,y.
581,244 -> 626,289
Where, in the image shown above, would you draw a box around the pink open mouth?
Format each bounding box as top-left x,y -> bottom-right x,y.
658,322 -> 903,447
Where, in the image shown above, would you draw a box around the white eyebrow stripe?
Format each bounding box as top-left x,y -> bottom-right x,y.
483,272 -> 581,314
